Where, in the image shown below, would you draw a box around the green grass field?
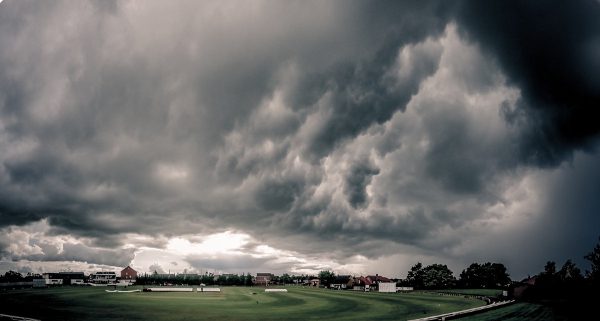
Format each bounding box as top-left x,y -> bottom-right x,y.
454,302 -> 559,321
0,286 -> 484,321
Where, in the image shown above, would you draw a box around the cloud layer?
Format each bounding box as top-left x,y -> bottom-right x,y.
1,0 -> 599,278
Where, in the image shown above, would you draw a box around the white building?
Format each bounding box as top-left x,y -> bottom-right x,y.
378,282 -> 397,293
92,271 -> 117,284
44,278 -> 63,285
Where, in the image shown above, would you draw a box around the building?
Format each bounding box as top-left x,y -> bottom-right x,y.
121,266 -> 137,280
42,272 -> 85,285
330,275 -> 352,290
366,275 -> 392,291
91,271 -> 117,284
354,276 -> 373,291
367,275 -> 392,283
309,278 -> 320,287
378,282 -> 397,293
511,276 -> 537,299
255,273 -> 273,285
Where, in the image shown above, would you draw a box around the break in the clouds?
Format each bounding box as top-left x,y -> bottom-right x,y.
0,0 -> 599,279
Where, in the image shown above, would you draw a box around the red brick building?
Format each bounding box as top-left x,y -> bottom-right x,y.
121,266 -> 137,280
255,273 -> 273,285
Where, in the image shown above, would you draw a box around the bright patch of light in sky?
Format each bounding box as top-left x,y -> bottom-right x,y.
155,163 -> 189,181
166,232 -> 250,255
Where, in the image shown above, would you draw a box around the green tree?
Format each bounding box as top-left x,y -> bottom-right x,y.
244,273 -> 253,286
318,270 -> 335,286
228,274 -> 241,285
558,259 -> 583,282
216,275 -> 227,285
486,263 -> 511,287
1,271 -> 24,283
544,261 -> 557,275
459,263 -> 482,288
271,275 -> 281,285
201,274 -> 215,285
406,262 -> 425,288
463,262 -> 511,288
584,236 -> 600,281
281,273 -> 293,284
536,260 -> 559,291
422,264 -> 455,289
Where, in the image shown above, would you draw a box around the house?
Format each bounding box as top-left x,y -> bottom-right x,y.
354,276 -> 373,291
511,276 -> 537,299
367,274 -> 392,283
309,278 -> 320,287
255,273 -> 273,285
366,274 -> 392,291
121,266 -> 137,280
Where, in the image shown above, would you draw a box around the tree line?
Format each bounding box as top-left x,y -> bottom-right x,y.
2,237 -> 599,294
397,261 -> 511,290
135,272 -> 254,286
0,271 -> 42,283
516,237 -> 600,319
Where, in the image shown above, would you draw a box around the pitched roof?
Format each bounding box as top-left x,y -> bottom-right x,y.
121,266 -> 137,272
367,275 -> 392,283
357,276 -> 373,285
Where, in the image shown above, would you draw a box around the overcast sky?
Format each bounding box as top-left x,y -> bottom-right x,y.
1,0 -> 599,280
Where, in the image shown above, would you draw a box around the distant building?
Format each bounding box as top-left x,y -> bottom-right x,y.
43,272 -> 85,285
92,271 -> 117,284
367,275 -> 392,283
378,282 -> 396,293
309,278 -> 320,287
121,266 -> 137,280
354,276 -> 373,291
255,273 -> 273,285
511,276 -> 537,299
367,275 -> 392,291
397,287 -> 414,291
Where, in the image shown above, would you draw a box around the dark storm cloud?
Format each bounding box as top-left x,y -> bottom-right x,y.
453,146 -> 600,278
254,178 -> 303,212
289,2 -> 452,158
456,0 -> 600,166
344,160 -> 379,208
1,0 -> 599,277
